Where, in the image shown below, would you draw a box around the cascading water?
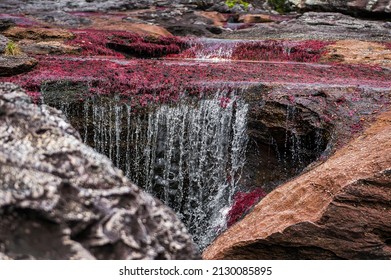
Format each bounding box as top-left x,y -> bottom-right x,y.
54,89 -> 248,250
189,38 -> 239,61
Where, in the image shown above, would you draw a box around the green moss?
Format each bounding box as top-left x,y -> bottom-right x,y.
225,0 -> 250,10
268,0 -> 290,14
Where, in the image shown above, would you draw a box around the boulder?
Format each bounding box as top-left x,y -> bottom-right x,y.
204,111 -> 391,259
287,0 -> 391,14
0,56 -> 37,77
0,83 -> 198,260
0,35 -> 8,53
2,26 -> 75,40
19,40 -> 81,55
0,18 -> 14,31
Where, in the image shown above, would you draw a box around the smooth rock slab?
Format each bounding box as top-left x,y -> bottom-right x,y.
204,110 -> 391,260
0,83 -> 197,260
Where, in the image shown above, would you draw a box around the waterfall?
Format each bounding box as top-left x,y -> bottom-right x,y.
191,38 -> 238,61
48,89 -> 248,250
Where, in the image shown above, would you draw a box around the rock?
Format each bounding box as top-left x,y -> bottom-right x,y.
196,11 -> 228,26
0,82 -> 198,260
33,11 -> 92,27
2,26 -> 75,41
323,40 -> 391,67
19,40 -> 81,55
204,110 -> 391,259
238,14 -> 274,23
0,56 -> 37,76
216,12 -> 391,41
287,0 -> 391,14
0,18 -> 14,31
166,24 -> 222,36
0,35 -> 8,54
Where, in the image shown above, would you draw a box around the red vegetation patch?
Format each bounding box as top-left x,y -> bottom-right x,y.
232,40 -> 332,62
68,30 -> 189,58
227,188 -> 267,227
1,54 -> 390,105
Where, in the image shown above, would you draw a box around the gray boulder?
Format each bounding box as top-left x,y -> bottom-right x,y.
0,35 -> 8,54
0,83 -> 198,260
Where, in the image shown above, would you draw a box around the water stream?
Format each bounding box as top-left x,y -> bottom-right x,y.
56,89 -> 249,249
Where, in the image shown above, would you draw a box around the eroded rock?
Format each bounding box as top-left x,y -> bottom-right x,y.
2,26 -> 75,40
0,82 -> 198,260
288,0 -> 391,15
0,35 -> 8,53
204,111 -> 391,260
0,56 -> 37,76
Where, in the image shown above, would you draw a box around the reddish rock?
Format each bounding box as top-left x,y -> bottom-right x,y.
238,14 -> 274,23
196,11 -> 228,27
204,111 -> 391,259
2,26 -> 74,40
19,40 -> 81,55
323,40 -> 391,67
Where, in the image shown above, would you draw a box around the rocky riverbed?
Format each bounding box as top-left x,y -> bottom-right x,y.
0,0 -> 390,259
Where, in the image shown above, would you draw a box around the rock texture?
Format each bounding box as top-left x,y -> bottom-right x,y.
204,110 -> 391,260
216,12 -> 391,41
0,56 -> 37,77
0,35 -> 8,53
288,0 -> 391,14
0,82 -> 197,260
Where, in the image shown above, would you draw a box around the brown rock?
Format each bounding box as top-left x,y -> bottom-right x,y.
238,14 -> 274,23
0,55 -> 37,76
204,111 -> 391,260
89,16 -> 172,36
2,26 -> 74,40
196,11 -> 228,27
323,40 -> 391,67
19,40 -> 81,55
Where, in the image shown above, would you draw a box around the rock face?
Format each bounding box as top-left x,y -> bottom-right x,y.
0,83 -> 197,260
288,0 -> 391,14
204,111 -> 391,259
0,35 -> 8,53
216,12 -> 391,41
0,56 -> 37,77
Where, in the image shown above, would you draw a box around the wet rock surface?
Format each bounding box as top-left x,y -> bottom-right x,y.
0,83 -> 198,259
204,110 -> 391,260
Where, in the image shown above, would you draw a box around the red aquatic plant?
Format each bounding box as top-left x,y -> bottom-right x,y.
67,29 -> 189,58
227,188 -> 267,227
232,40 -> 331,62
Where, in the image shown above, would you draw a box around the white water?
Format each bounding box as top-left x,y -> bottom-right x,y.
191,38 -> 239,61
75,90 -> 248,249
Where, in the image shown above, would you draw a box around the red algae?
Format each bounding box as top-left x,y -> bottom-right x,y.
232,40 -> 332,62
227,188 -> 267,227
1,55 -> 390,103
67,29 -> 189,58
